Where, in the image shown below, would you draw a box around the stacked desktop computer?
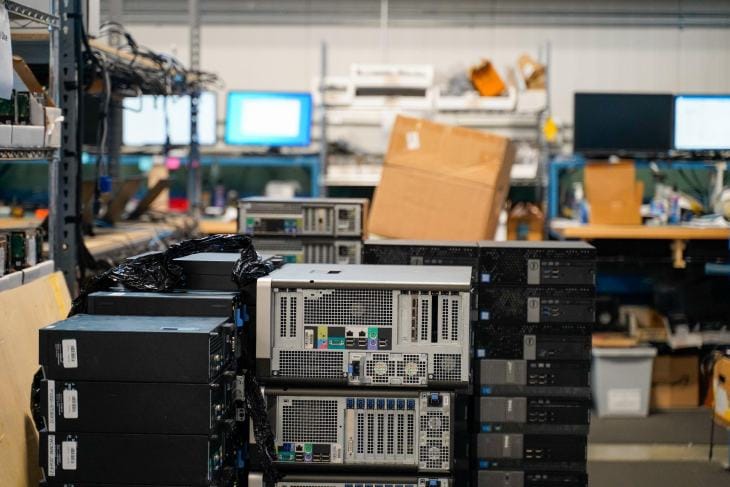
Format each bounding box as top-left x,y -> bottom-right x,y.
474,242 -> 594,487
248,263 -> 472,487
363,240 -> 596,487
238,197 -> 368,264
35,264 -> 249,486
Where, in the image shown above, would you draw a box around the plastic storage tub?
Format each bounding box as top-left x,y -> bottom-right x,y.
592,346 -> 657,418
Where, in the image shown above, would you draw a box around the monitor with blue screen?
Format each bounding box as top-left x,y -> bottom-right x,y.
224,91 -> 312,147
674,95 -> 730,151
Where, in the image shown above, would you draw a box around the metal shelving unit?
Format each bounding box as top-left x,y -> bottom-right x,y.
4,0 -> 58,28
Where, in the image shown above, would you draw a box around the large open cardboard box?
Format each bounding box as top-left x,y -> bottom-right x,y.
369,115 -> 515,240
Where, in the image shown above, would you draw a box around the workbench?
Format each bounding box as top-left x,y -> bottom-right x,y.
198,219 -> 237,235
551,221 -> 730,268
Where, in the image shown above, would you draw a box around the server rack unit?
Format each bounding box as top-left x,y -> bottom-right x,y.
256,264 -> 471,388
475,242 -> 595,486
362,240 -> 479,283
254,237 -> 362,265
238,197 -> 368,265
254,388 -> 454,472
41,431 -> 230,485
87,290 -> 239,318
238,197 -> 369,238
39,314 -> 233,383
248,473 -> 453,486
476,470 -> 589,487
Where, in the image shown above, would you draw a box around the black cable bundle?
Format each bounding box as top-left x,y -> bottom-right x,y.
69,234 -> 257,315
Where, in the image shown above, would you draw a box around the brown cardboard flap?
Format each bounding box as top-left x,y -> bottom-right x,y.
0,272 -> 71,487
369,165 -> 498,240
385,116 -> 513,187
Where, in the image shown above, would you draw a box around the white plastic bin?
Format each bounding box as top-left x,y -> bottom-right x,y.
592,346 -> 658,418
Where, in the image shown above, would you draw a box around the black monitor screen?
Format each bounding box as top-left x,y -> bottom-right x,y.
573,93 -> 673,156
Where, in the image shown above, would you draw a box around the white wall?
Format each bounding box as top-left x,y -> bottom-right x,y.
124,23 -> 730,124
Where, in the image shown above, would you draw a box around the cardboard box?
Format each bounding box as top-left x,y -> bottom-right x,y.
369,116 -> 515,240
651,355 -> 699,409
0,272 -> 71,487
584,160 -> 643,225
713,356 -> 730,427
517,54 -> 546,90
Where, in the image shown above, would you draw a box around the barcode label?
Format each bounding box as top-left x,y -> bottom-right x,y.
234,375 -> 245,401
62,440 -> 77,470
47,435 -> 56,477
63,389 -> 79,419
47,380 -> 56,431
61,339 -> 78,368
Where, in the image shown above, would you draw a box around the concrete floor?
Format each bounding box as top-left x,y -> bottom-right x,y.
588,409 -> 730,487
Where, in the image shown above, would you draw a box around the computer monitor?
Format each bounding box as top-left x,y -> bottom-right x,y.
674,95 -> 730,151
573,93 -> 674,156
122,92 -> 217,146
224,91 -> 312,147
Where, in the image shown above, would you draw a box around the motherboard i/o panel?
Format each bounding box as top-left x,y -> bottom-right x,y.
257,264 -> 471,387
255,237 -> 362,264
39,315 -> 233,383
248,473 -> 452,487
477,241 -> 596,287
477,360 -> 591,398
238,197 -> 369,237
476,433 -> 587,470
477,396 -> 591,435
476,470 -> 588,487
256,388 -> 453,472
478,287 -> 595,326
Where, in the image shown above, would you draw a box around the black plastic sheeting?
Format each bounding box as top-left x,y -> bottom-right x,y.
69,234 -> 275,316
59,233 -> 282,480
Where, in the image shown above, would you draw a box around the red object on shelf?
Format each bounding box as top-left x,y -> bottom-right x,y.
168,197 -> 188,212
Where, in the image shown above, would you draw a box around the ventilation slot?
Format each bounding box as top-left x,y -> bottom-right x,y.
420,297 -> 431,342
304,207 -> 333,234
277,350 -> 344,379
304,289 -> 394,327
438,295 -> 461,343
364,353 -> 427,385
245,202 -> 302,215
304,243 -> 335,264
419,409 -> 450,470
281,399 -> 339,443
276,293 -> 299,338
432,354 -> 463,382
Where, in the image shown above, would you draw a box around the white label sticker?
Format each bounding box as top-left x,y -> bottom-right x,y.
47,380 -> 56,432
47,435 -> 56,477
61,339 -> 78,368
62,441 -> 77,470
63,389 -> 79,419
405,131 -> 420,150
0,4 -> 12,100
607,388 -> 642,413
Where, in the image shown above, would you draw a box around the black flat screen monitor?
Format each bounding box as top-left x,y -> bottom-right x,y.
573,93 -> 674,157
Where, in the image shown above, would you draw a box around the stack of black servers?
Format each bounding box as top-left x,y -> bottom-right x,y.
37,314 -> 237,486
362,240 -> 596,487
474,242 -> 595,487
35,251 -> 255,486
